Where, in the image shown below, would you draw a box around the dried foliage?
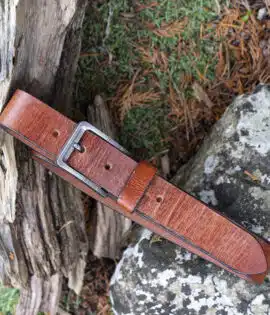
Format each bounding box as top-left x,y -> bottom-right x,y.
168,79 -> 196,142
113,71 -> 160,122
146,18 -> 188,38
232,0 -> 269,10
137,46 -> 168,70
106,3 -> 270,168
119,88 -> 160,121
135,1 -> 159,12
166,74 -> 211,165
265,0 -> 270,13
214,7 -> 270,95
192,82 -> 215,109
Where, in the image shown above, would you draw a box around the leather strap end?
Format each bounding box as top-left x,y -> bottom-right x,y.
253,239 -> 270,283
118,161 -> 157,213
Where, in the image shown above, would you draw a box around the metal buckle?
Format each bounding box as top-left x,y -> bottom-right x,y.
56,121 -> 129,197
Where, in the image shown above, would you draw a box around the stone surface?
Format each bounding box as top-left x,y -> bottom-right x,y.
110,85 -> 270,315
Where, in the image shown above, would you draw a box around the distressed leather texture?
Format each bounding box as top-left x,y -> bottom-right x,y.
118,161 -> 157,213
1,89 -> 270,283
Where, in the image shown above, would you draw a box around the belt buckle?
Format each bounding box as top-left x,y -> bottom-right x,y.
56,121 -> 128,197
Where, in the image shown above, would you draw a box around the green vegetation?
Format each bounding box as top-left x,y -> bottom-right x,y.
75,0 -> 221,160
0,285 -> 19,315
120,105 -> 173,159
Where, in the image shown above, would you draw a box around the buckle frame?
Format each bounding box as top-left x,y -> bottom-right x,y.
56,121 -> 128,197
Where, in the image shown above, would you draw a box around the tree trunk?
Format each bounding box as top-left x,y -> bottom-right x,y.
0,1 -> 89,314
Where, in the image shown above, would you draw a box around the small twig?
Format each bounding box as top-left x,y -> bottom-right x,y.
57,220 -> 75,234
170,74 -> 190,141
243,0 -> 251,10
244,170 -> 260,182
214,0 -> 221,15
192,82 -> 215,109
103,1 -> 114,46
97,304 -> 110,315
187,100 -> 195,138
149,149 -> 170,161
265,0 -> 270,15
224,43 -> 231,80
80,52 -> 100,57
160,154 -> 170,178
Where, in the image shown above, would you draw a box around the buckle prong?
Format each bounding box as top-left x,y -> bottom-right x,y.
56,121 -> 128,197
73,143 -> 84,153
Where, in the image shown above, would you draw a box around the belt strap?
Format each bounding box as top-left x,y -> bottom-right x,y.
1,90 -> 270,283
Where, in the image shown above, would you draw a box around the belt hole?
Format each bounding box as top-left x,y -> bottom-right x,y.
105,163 -> 112,170
52,130 -> 60,138
156,196 -> 163,203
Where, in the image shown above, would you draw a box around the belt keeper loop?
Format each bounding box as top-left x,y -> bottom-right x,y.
117,161 -> 157,213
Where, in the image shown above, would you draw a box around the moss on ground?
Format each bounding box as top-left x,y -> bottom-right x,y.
74,0 -> 221,162
0,285 -> 19,315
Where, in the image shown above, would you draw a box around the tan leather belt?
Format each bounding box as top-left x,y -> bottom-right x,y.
1,90 -> 270,284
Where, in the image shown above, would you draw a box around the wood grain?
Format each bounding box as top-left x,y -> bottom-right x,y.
0,1 -> 88,314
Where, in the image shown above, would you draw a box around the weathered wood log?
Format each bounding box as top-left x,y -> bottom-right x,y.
0,1 -> 88,314
87,95 -> 131,259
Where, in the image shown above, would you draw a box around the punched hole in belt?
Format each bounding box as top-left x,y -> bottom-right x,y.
52,130 -> 60,138
104,163 -> 112,170
156,196 -> 163,203
80,145 -> 86,153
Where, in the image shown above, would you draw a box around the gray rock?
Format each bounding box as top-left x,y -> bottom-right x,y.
110,85 -> 270,315
257,8 -> 268,21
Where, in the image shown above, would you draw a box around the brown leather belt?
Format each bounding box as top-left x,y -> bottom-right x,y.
1,90 -> 270,284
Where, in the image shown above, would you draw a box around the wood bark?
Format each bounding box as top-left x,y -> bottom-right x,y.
0,1 -> 88,314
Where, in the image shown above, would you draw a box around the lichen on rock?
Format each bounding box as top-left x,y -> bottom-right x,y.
110,85 -> 270,314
